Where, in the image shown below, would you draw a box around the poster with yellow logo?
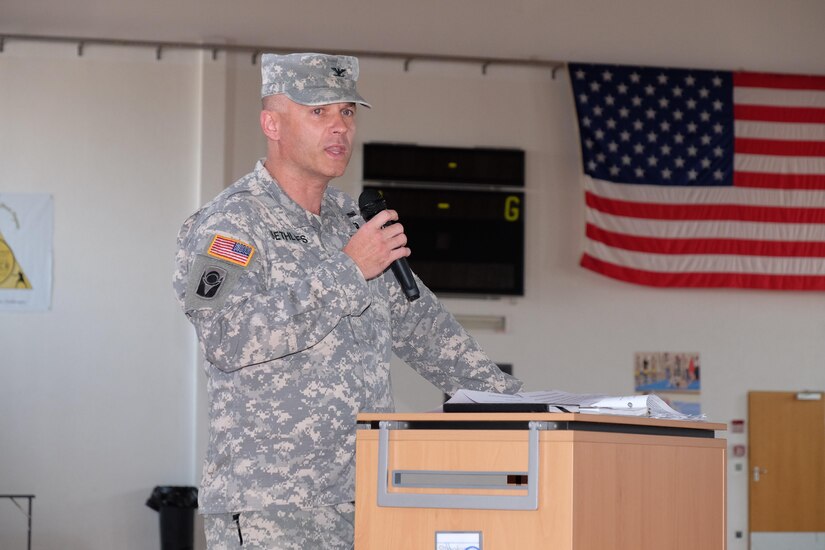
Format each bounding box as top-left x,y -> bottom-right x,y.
0,194 -> 53,311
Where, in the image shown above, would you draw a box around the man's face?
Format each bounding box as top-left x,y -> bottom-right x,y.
276,100 -> 357,183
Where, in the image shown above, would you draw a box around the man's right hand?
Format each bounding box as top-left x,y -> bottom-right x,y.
343,209 -> 411,280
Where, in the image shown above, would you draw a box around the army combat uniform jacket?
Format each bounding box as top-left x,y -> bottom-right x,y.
173,160 -> 522,514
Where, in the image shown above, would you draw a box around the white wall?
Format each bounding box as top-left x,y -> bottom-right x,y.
1,5 -> 825,548
0,43 -> 200,549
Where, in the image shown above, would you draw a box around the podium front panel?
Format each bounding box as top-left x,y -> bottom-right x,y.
354,413 -> 726,550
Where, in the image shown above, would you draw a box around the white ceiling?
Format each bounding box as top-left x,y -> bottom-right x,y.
3,0 -> 825,74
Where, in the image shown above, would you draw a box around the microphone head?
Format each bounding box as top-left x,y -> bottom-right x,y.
358,188 -> 387,220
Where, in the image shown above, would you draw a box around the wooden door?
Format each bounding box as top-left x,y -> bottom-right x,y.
749,391 -> 825,532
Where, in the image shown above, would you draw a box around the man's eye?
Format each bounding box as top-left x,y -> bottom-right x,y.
313,108 -> 323,115
342,108 -> 354,116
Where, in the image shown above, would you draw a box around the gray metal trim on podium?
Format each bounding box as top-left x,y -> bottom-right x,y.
376,420 -> 549,510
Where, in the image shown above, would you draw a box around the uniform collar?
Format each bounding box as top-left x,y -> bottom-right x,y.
253,160 -> 319,229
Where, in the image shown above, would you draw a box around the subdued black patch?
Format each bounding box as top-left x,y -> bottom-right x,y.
196,266 -> 227,299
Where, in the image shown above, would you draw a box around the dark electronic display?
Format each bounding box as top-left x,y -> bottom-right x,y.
363,143 -> 524,187
362,185 -> 524,296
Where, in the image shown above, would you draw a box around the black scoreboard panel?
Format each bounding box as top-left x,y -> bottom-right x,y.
363,185 -> 525,296
363,143 -> 524,187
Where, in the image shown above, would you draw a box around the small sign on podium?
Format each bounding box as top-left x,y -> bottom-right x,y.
435,531 -> 482,550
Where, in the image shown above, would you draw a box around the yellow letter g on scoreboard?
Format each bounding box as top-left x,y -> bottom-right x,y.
504,195 -> 521,222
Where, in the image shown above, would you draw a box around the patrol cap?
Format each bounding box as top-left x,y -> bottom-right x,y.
260,52 -> 371,108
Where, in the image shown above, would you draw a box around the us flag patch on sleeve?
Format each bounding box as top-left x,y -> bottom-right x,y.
207,234 -> 255,267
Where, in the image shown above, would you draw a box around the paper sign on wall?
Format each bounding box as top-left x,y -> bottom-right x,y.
635,351 -> 701,416
0,193 -> 53,311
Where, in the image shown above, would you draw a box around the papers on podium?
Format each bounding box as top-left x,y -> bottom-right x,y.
444,389 -> 699,420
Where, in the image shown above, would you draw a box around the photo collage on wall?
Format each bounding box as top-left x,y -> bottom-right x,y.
634,352 -> 701,416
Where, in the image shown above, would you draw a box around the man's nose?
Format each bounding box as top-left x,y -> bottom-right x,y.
331,113 -> 350,134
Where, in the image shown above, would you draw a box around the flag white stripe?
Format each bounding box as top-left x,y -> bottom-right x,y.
584,239 -> 825,275
586,208 -> 825,242
735,153 -> 825,176
734,86 -> 825,109
585,177 -> 825,207
735,120 -> 825,141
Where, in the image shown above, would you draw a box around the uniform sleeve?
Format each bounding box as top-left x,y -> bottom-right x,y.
387,276 -> 523,396
174,209 -> 371,373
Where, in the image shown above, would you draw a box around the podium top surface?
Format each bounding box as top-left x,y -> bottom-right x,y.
356,412 -> 726,432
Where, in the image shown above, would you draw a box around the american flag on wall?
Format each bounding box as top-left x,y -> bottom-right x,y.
569,62 -> 825,290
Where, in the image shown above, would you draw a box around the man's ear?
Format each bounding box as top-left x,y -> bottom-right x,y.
260,109 -> 280,141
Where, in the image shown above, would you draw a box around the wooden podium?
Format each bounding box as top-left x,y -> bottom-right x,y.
355,412 -> 726,549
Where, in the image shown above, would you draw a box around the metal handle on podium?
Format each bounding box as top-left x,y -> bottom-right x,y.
376,421 -> 543,510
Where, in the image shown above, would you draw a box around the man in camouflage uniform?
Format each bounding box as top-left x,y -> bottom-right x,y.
173,52 -> 522,549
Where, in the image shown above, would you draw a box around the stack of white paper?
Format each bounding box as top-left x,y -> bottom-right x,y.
445,389 -> 700,420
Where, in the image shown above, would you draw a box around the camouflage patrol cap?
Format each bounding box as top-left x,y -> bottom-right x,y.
260,52 -> 371,108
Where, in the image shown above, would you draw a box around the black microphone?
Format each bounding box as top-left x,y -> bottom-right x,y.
358,189 -> 420,302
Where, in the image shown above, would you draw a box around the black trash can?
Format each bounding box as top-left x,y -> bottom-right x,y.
146,486 -> 198,550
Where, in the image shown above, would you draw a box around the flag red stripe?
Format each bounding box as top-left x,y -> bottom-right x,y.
734,171 -> 825,189
214,244 -> 246,253
734,104 -> 825,123
580,253 -> 825,290
735,71 -> 825,91
586,223 -> 825,257
585,191 -> 825,223
735,137 -> 825,157
212,245 -> 248,259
